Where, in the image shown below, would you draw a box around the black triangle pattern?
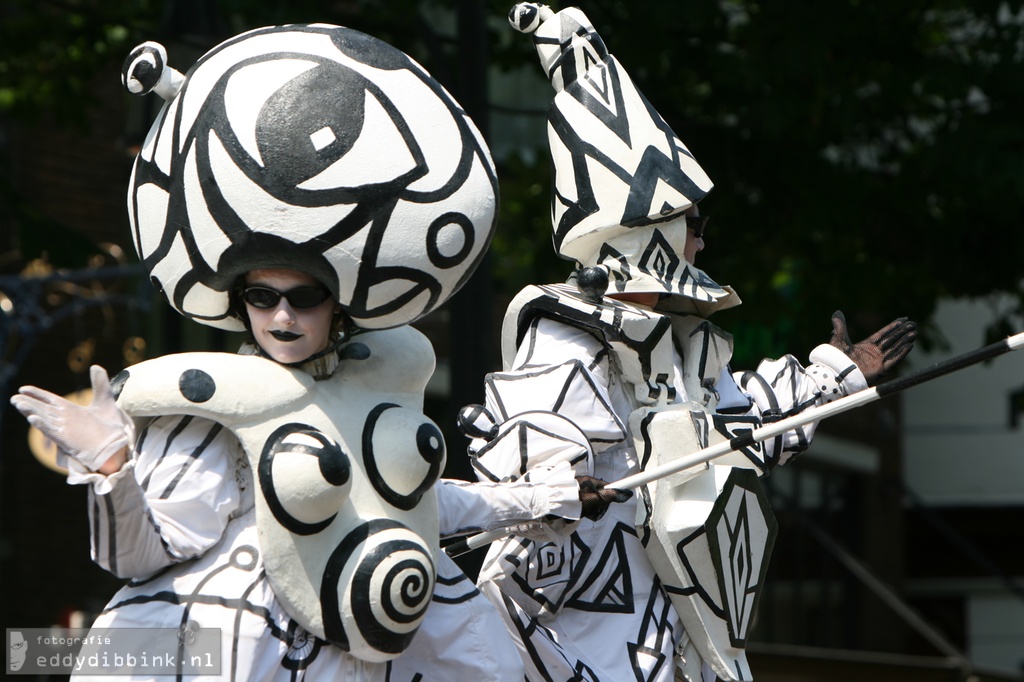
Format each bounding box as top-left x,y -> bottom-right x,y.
711,413 -> 767,473
621,146 -> 708,228
563,57 -> 631,146
565,522 -> 635,613
626,642 -> 668,682
507,532 -> 592,615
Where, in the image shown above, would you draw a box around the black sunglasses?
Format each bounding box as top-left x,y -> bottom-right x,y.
685,215 -> 709,239
241,285 -> 331,310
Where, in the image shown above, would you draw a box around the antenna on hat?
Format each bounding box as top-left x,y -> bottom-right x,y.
121,42 -> 185,101
508,2 -> 553,34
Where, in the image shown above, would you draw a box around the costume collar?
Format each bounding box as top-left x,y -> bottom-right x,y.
238,336 -> 345,381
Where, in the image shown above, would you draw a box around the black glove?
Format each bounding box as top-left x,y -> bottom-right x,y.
578,475 -> 633,521
828,310 -> 917,386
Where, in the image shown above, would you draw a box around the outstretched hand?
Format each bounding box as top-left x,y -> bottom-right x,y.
577,475 -> 632,521
10,365 -> 131,474
828,310 -> 917,386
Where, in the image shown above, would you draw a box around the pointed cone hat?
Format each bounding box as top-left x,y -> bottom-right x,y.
510,3 -> 738,313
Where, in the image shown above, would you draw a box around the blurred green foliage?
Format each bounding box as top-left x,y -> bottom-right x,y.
0,1 -> 152,128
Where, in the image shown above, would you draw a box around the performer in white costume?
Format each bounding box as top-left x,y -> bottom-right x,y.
11,23 -> 612,682
468,5 -> 919,682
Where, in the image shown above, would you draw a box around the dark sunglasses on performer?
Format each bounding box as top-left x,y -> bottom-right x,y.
241,285 -> 331,310
685,215 -> 709,239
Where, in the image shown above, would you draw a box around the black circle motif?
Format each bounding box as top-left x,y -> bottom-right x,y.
426,212 -> 475,269
415,423 -> 445,465
362,404 -> 444,511
179,369 -> 216,403
259,423 -> 351,536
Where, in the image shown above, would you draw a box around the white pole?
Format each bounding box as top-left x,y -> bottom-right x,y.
449,390 -> 879,555
610,387 -> 879,490
446,331 -> 1024,557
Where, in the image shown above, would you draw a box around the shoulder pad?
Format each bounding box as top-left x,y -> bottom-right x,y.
501,283 -> 676,404
114,352 -> 311,423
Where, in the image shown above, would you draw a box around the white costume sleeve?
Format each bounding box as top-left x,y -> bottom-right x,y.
66,414 -> 241,579
516,316 -> 868,470
734,344 -> 867,466
435,461 -> 582,538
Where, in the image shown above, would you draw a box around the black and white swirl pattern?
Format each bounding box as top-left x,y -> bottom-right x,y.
125,24 -> 497,331
362,403 -> 445,511
121,42 -> 167,95
320,519 -> 434,660
258,423 -> 352,536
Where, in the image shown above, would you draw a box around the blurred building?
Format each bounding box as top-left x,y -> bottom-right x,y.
746,297 -> 1024,680
902,297 -> 1024,675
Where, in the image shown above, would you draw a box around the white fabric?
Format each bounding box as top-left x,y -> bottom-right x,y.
738,344 -> 866,467
477,316 -> 865,681
387,553 -> 522,682
387,458 -> 583,682
485,359 -> 627,451
809,342 -> 869,401
435,468 -> 582,536
74,416 -> 241,576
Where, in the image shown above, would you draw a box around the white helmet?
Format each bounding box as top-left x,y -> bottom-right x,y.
122,25 -> 498,331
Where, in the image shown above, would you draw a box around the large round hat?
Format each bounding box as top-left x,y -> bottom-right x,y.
122,24 -> 497,331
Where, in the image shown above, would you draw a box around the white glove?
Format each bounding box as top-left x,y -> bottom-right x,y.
10,365 -> 133,472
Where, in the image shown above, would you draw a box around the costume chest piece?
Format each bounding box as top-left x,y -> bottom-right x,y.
110,327 -> 445,664
506,283 -> 735,408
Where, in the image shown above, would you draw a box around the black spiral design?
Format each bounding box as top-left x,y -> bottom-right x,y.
320,519 -> 434,656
